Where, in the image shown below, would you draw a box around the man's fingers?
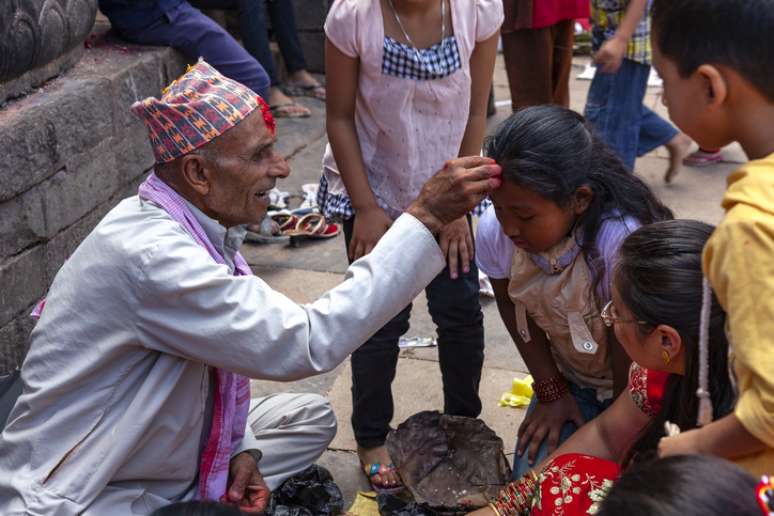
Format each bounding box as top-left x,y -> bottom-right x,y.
517,421 -> 536,455
445,156 -> 496,171
228,464 -> 251,502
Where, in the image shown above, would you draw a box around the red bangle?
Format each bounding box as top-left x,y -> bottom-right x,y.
532,376 -> 569,403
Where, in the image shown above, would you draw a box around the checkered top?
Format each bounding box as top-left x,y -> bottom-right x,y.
382,35 -> 462,80
591,0 -> 653,65
130,59 -> 261,163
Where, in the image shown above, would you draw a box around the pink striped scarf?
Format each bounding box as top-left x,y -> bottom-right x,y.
137,172 -> 252,501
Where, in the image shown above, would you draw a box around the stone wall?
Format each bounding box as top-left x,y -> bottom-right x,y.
0,32 -> 187,373
292,0 -> 332,73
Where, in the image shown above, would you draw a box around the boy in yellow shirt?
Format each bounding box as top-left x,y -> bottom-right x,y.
651,0 -> 774,475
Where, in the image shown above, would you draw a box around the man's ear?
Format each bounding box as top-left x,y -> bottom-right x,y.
573,186 -> 594,215
696,64 -> 728,110
180,154 -> 212,196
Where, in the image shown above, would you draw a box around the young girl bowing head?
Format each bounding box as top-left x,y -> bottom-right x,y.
476,106 -> 673,477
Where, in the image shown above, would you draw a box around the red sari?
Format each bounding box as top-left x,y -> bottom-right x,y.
490,364 -> 670,516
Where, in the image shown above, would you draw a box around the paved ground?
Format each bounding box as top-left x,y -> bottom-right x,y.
243,55 -> 742,508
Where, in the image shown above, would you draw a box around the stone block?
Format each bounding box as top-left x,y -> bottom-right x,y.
0,310 -> 36,374
110,52 -> 176,135
0,138 -> 122,258
297,31 -> 326,73
0,77 -> 114,203
0,110 -> 61,203
0,246 -> 48,328
291,0 -> 331,31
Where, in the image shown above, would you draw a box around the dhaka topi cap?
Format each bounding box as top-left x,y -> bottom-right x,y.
130,59 -> 276,163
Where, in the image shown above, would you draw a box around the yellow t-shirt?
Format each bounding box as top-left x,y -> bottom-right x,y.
703,152 -> 774,476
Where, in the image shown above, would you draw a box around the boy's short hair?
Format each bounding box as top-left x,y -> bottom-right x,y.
652,0 -> 774,102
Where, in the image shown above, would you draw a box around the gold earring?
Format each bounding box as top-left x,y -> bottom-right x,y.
662,350 -> 671,366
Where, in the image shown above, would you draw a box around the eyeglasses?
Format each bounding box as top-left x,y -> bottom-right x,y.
600,300 -> 649,328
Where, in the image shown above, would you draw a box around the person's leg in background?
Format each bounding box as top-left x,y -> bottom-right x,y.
125,1 -> 271,100
425,217 -> 484,420
343,217 -> 408,490
511,384 -> 612,479
501,18 -> 574,111
636,102 -> 691,183
265,0 -> 325,100
549,19 -> 575,108
229,0 -> 311,117
501,25 -> 555,110
584,58 -> 650,171
243,393 -> 337,490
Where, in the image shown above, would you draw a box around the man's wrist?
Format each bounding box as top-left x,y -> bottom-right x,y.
241,449 -> 262,466
406,203 -> 444,234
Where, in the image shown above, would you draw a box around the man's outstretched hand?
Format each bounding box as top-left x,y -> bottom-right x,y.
407,157 -> 501,234
222,451 -> 271,513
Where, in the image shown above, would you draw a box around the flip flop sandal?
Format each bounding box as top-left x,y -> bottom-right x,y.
286,213 -> 341,247
362,462 -> 404,495
269,212 -> 300,233
282,83 -> 326,101
269,101 -> 311,119
682,150 -> 724,167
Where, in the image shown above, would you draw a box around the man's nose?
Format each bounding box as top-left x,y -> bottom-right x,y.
269,155 -> 290,178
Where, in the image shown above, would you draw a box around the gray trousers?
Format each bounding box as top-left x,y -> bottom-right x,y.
243,393 -> 337,490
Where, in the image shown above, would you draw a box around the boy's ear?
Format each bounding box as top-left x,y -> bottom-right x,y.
572,186 -> 594,215
696,64 -> 728,109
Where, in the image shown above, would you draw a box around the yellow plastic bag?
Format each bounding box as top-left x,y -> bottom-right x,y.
498,375 -> 533,408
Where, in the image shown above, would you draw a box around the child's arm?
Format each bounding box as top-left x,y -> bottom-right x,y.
594,0 -> 648,73
491,278 -> 585,464
458,31 -> 499,158
325,38 -> 392,261
436,31 -> 500,280
659,413 -> 766,459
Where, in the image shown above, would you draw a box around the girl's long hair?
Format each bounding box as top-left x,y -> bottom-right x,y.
615,220 -> 735,463
484,106 -> 673,294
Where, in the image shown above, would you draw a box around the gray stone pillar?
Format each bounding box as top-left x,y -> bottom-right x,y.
0,0 -> 98,103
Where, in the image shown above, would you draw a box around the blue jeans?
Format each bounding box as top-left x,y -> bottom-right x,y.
111,2 -> 271,99
343,216 -> 485,448
584,59 -> 678,171
511,383 -> 612,479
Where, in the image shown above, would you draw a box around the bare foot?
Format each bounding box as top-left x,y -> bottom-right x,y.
664,133 -> 693,183
268,86 -> 310,117
358,445 -> 402,490
287,70 -> 322,88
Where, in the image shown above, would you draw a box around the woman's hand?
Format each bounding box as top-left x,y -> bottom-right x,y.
517,393 -> 585,466
350,207 -> 393,260
439,216 -> 474,279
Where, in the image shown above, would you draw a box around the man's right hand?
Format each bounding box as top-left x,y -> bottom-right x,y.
407,157 -> 501,234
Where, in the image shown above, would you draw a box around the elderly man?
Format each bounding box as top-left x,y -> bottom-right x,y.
0,61 -> 501,515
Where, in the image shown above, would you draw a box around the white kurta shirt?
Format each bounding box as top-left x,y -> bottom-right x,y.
0,195 -> 444,515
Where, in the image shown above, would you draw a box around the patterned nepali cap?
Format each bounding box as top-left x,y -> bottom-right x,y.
130,59 -> 275,163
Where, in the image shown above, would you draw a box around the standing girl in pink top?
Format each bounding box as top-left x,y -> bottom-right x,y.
318,0 -> 503,492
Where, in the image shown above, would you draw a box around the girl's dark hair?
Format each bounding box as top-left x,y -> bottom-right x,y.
598,455 -> 760,516
615,220 -> 735,462
484,106 -> 673,294
150,501 -> 244,516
